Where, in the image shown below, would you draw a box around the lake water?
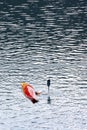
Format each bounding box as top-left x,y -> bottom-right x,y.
0,0 -> 87,130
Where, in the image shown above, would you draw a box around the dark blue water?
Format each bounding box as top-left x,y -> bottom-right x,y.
0,0 -> 87,130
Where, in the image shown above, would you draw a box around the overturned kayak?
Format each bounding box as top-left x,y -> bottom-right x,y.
21,82 -> 39,103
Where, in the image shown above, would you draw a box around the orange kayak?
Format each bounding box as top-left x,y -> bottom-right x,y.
21,82 -> 38,103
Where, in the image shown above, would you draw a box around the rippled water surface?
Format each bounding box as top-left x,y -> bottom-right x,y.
0,0 -> 87,130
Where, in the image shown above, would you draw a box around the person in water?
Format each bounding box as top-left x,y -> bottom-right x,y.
21,82 -> 41,103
